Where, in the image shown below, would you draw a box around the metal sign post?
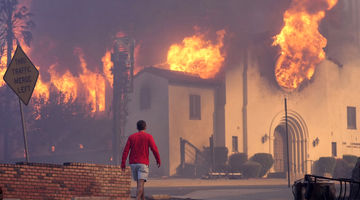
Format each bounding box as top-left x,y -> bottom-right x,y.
19,99 -> 29,162
3,45 -> 39,162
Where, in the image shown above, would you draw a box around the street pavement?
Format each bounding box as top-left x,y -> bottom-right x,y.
131,178 -> 294,200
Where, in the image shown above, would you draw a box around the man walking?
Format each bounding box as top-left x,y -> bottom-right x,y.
121,120 -> 161,200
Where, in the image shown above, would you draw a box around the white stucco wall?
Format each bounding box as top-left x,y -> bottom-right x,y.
245,59 -> 333,172
168,84 -> 215,176
225,64 -> 244,154
321,59 -> 360,156
125,72 -> 170,176
225,49 -> 360,174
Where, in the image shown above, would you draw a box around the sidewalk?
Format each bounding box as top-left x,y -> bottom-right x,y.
131,178 -> 293,200
131,177 -> 289,187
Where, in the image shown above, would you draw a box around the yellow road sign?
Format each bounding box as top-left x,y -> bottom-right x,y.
3,45 -> 39,105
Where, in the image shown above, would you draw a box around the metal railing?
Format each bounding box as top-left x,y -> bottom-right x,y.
179,137 -> 207,177
293,174 -> 360,199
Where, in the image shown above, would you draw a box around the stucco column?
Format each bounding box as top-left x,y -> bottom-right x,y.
242,48 -> 248,154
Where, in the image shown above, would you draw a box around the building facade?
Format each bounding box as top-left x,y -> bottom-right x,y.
125,67 -> 220,176
125,45 -> 360,177
225,47 -> 360,175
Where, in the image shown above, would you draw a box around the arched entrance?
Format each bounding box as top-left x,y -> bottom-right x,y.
273,126 -> 287,172
269,110 -> 309,174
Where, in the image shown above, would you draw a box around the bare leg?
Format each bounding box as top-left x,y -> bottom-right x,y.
141,180 -> 145,200
136,179 -> 145,200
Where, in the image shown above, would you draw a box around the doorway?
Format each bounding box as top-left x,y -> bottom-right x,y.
270,110 -> 308,174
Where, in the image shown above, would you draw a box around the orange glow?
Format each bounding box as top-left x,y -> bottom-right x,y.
0,43 -> 23,87
1,45 -> 109,113
51,145 -> 55,152
0,66 -> 6,87
102,50 -> 113,86
49,67 -> 78,103
102,38 -> 139,80
272,0 -> 338,90
133,44 -> 141,74
0,3 -> 111,115
75,48 -> 106,112
0,32 -> 133,116
33,71 -> 50,101
79,144 -> 84,149
0,49 -> 8,87
167,29 -> 226,79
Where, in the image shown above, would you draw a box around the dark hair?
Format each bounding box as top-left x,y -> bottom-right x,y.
137,120 -> 146,131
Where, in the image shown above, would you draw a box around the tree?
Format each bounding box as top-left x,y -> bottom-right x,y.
0,0 -> 35,64
0,0 -> 34,161
25,89 -> 113,163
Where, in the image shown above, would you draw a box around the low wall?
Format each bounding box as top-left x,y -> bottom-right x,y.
0,162 -> 131,200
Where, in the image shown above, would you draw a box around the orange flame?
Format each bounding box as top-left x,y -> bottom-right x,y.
0,67 -> 6,87
33,68 -> 50,101
48,65 -> 78,103
0,2 -> 111,115
0,49 -> 8,87
167,29 -> 226,79
0,45 -> 109,113
272,0 -> 338,90
75,48 -> 106,112
102,50 -> 113,86
0,32 -> 132,116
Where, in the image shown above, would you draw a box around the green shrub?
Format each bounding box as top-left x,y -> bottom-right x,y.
343,155 -> 358,167
317,157 -> 336,175
242,161 -> 261,178
250,153 -> 274,177
312,160 -> 320,175
333,159 -> 353,178
229,153 -> 248,172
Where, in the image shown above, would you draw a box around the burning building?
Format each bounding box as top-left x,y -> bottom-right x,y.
1,0 -> 359,179
124,0 -> 360,177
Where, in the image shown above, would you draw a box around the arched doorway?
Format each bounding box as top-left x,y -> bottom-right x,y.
273,126 -> 287,172
269,110 -> 309,174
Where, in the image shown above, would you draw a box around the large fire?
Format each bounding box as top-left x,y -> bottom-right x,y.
0,44 -> 112,114
272,0 -> 338,90
0,31 -> 140,116
75,48 -> 106,112
167,29 -> 226,79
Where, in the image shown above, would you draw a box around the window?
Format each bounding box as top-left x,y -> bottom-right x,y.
232,136 -> 238,152
140,87 -> 151,110
347,106 -> 356,129
332,142 -> 337,157
189,94 -> 201,120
